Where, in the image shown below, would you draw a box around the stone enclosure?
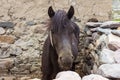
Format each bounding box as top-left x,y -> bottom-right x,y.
0,0 -> 118,80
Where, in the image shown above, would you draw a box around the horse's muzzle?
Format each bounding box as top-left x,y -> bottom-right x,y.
58,55 -> 74,70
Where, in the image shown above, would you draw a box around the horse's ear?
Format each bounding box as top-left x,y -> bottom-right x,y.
48,6 -> 55,18
67,6 -> 74,19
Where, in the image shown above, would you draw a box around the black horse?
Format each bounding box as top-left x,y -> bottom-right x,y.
41,6 -> 80,80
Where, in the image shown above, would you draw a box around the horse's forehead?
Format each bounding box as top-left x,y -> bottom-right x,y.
55,10 -> 66,16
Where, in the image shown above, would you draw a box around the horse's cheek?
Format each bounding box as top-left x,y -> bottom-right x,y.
72,42 -> 78,59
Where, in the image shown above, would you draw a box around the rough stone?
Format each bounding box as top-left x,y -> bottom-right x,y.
99,48 -> 115,64
0,58 -> 14,72
0,43 -> 11,58
20,76 -> 31,80
0,43 -> 10,48
111,30 -> 120,37
20,70 -> 30,74
0,43 -> 22,58
34,33 -> 47,43
117,27 -> 120,30
20,48 -> 40,61
0,76 -> 16,80
108,34 -> 120,43
114,49 -> 120,63
54,71 -> 81,80
15,37 -> 39,50
19,63 -> 31,71
30,25 -> 46,34
97,64 -> 120,78
0,0 -> 112,24
0,35 -> 15,44
30,65 -> 40,73
100,21 -> 120,29
0,27 -> 5,34
14,39 -> 28,50
10,67 -> 19,73
13,22 -> 31,37
26,21 -> 37,26
91,63 -> 98,74
82,74 -> 109,80
6,29 -> 14,35
95,34 -> 108,50
108,41 -> 120,51
92,32 -> 100,40
0,22 -> 15,28
29,78 -> 41,80
9,45 -> 22,56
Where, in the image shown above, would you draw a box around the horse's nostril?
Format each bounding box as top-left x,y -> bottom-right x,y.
59,56 -> 62,61
72,56 -> 74,59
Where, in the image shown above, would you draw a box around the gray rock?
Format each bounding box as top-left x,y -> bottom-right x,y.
11,64 -> 30,74
108,34 -> 120,45
92,32 -> 100,40
92,63 -> 99,74
0,22 -> 15,28
20,77 -> 31,80
26,21 -> 37,26
30,25 -> 46,34
15,39 -> 28,50
95,34 -> 108,50
0,27 -> 5,34
30,65 -> 39,73
0,76 -> 16,80
0,44 -> 22,58
10,67 -> 19,73
99,48 -> 115,64
0,58 -> 14,72
13,22 -> 31,37
55,71 -> 81,80
82,74 -> 109,80
0,43 -> 10,48
100,21 -> 120,29
6,29 -> 14,35
0,52 -> 10,59
15,37 -> 39,50
108,41 -> 120,51
29,78 -> 41,80
111,30 -> 120,37
34,33 -> 47,42
19,48 -> 40,62
19,63 -> 31,70
114,50 -> 120,63
91,27 -> 112,34
86,22 -> 102,28
9,45 -> 22,56
0,43 -> 10,58
97,64 -> 120,78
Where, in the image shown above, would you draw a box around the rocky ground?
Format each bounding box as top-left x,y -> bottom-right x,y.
80,20 -> 120,80
1,19 -> 120,80
0,20 -> 47,79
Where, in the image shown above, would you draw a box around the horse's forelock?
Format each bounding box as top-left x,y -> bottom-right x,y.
50,10 -> 71,32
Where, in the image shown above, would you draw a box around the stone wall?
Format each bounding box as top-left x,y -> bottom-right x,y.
0,0 -> 112,25
0,0 -> 112,79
